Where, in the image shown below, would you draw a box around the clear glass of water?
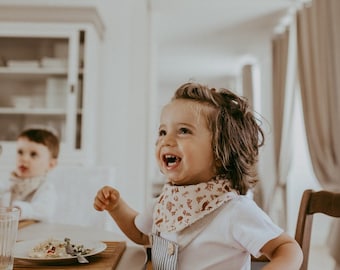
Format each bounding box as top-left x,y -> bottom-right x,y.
0,207 -> 20,270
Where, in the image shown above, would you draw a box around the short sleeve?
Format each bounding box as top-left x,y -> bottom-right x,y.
134,199 -> 155,235
230,197 -> 283,257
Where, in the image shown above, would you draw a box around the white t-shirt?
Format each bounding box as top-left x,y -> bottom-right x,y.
135,195 -> 283,270
12,180 -> 57,222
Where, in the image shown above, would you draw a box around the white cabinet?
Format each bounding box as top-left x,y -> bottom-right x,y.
0,5 -> 104,166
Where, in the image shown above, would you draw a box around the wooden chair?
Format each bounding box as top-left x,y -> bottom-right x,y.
295,189 -> 340,270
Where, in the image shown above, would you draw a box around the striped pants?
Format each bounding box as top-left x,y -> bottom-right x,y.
151,233 -> 179,270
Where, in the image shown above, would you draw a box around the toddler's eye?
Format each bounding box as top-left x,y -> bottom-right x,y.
179,127 -> 190,134
30,152 -> 38,158
17,149 -> 23,155
158,129 -> 166,136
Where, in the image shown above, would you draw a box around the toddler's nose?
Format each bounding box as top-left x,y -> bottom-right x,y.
162,134 -> 176,147
19,153 -> 29,162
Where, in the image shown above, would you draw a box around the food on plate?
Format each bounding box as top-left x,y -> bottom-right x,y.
28,238 -> 93,258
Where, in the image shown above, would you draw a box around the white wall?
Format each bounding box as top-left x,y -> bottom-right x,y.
95,0 -> 152,212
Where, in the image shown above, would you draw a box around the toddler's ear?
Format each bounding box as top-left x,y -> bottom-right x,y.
49,158 -> 58,170
215,159 -> 224,173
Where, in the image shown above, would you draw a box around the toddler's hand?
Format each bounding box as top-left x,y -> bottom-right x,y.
93,186 -> 120,212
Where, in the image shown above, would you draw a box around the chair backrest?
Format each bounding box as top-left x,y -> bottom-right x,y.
47,166 -> 118,231
294,189 -> 340,270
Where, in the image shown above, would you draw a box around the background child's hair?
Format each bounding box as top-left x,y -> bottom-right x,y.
172,82 -> 264,195
18,128 -> 60,159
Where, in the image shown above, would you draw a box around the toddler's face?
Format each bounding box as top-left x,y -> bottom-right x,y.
155,99 -> 216,185
15,137 -> 56,179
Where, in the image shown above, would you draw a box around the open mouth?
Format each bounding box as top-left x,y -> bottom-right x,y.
163,154 -> 181,168
19,165 -> 28,172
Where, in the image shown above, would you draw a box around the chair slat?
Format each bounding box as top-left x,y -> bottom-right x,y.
308,190 -> 340,217
295,189 -> 340,270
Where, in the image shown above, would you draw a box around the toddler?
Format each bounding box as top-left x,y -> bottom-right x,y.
94,82 -> 303,269
10,128 -> 59,222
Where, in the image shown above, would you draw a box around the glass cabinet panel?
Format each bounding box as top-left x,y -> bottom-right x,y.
0,34 -> 84,149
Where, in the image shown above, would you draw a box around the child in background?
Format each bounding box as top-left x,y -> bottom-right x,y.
10,128 -> 59,222
94,82 -> 303,269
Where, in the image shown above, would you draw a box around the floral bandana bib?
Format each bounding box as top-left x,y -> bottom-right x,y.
10,172 -> 46,202
153,177 -> 238,233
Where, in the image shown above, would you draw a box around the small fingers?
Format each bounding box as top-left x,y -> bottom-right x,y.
93,186 -> 119,211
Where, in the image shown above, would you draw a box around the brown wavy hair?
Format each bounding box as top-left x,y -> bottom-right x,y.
172,82 -> 264,195
18,128 -> 60,159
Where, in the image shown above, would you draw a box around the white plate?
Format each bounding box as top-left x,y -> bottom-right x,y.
14,239 -> 107,264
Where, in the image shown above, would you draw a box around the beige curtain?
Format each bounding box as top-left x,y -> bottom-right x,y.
297,0 -> 340,191
269,23 -> 297,230
296,0 -> 340,265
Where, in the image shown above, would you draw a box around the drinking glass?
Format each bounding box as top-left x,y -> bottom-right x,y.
0,207 -> 20,270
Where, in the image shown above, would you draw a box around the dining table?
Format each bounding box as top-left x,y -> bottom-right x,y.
14,220 -> 267,270
14,220 -> 147,270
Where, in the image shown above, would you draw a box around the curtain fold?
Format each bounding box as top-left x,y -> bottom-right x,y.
297,0 -> 340,191
268,25 -> 296,230
296,0 -> 340,264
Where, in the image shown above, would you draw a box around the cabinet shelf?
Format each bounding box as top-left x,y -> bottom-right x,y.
0,108 -> 67,115
0,66 -> 67,74
0,4 -> 104,166
0,66 -> 82,77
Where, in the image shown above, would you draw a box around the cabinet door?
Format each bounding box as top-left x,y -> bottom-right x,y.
0,28 -> 84,155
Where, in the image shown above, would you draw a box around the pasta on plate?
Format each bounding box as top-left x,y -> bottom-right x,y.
28,238 -> 92,259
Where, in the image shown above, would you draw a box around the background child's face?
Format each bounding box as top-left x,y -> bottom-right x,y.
155,99 -> 216,185
15,137 -> 57,179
